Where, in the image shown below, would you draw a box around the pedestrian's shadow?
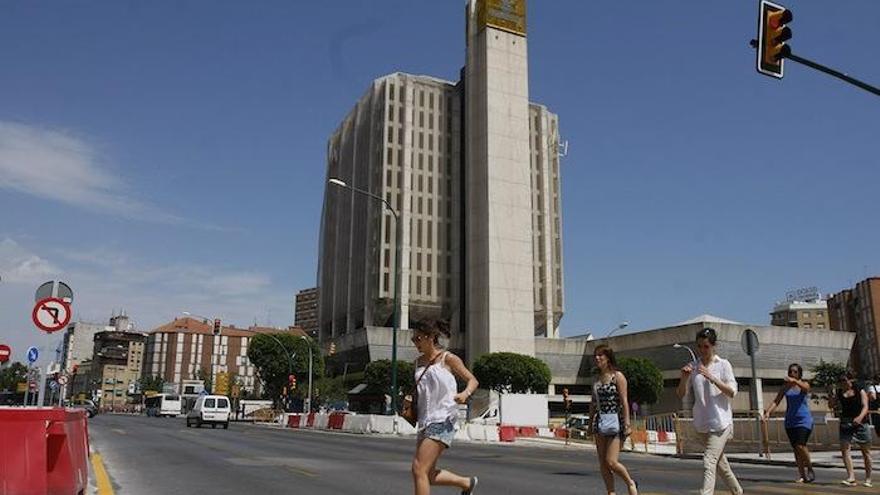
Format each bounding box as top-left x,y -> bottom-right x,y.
551,472 -> 592,477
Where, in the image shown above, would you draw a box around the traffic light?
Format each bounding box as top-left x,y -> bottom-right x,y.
213,318 -> 221,336
757,1 -> 792,79
329,342 -> 336,356
289,374 -> 297,391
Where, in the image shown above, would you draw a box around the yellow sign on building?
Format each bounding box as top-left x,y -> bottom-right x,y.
478,0 -> 526,36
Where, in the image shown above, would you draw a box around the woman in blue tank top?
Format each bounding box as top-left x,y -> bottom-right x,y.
764,363 -> 815,484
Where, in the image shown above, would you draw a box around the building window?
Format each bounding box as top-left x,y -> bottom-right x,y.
803,323 -> 812,329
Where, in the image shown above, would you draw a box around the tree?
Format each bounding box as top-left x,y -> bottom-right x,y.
617,357 -> 663,407
809,360 -> 848,408
138,374 -> 165,394
196,368 -> 213,394
0,362 -> 28,391
315,376 -> 348,407
364,359 -> 415,398
247,333 -> 325,403
472,352 -> 552,394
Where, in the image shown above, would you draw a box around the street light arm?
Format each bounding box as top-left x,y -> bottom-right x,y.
328,179 -> 398,219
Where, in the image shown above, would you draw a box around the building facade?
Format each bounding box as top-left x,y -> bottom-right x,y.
81,331 -> 147,410
318,0 -> 564,365
828,277 -> 880,378
770,300 -> 829,329
143,317 -> 307,396
295,287 -> 319,338
61,312 -> 138,399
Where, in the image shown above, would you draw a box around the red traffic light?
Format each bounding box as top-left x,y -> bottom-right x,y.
756,1 -> 793,79
213,318 -> 221,336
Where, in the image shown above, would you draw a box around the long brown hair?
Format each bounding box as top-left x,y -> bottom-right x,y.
593,344 -> 618,371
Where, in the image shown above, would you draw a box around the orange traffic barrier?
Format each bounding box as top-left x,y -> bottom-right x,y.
0,407 -> 89,495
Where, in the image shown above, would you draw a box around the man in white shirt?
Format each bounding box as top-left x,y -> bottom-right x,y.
677,327 -> 743,495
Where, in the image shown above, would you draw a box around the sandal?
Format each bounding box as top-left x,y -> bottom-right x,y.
840,479 -> 857,487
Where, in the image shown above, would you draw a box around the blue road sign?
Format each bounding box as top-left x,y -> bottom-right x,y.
27,346 -> 39,364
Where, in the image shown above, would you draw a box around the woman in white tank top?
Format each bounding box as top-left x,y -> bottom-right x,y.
410,319 -> 479,495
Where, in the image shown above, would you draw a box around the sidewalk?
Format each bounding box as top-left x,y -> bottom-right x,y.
506,436 -> 879,471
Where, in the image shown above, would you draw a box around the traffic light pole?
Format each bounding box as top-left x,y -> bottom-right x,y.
785,52 -> 880,97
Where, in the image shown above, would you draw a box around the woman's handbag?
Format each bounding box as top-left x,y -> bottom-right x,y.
400,353 -> 443,427
598,413 -> 621,436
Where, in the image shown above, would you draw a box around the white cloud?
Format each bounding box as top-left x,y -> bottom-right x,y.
0,238 -> 60,284
0,238 -> 293,364
0,121 -> 183,224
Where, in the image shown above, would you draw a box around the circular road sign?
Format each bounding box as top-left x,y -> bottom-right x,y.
27,346 -> 39,364
32,297 -> 72,333
741,328 -> 760,356
57,374 -> 69,385
0,344 -> 10,363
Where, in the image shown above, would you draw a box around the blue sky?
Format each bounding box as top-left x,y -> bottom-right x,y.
1,1 -> 878,365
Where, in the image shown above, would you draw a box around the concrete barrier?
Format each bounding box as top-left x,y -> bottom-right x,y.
538,427 -> 554,438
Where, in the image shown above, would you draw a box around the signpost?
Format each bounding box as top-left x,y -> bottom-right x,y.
741,328 -> 765,457
32,281 -> 74,407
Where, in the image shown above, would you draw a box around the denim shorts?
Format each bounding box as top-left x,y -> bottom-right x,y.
840,421 -> 872,445
418,419 -> 456,448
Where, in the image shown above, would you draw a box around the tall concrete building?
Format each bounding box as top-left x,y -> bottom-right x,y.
770,300 -> 829,329
295,287 -> 319,338
318,0 -> 563,366
828,277 -> 880,378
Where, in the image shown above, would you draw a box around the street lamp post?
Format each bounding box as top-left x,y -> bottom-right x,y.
329,178 -> 401,417
300,335 -> 313,414
605,321 -> 629,339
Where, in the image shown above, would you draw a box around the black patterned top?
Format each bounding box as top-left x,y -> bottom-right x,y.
593,372 -> 623,416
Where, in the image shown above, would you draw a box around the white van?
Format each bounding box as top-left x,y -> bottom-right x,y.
186,395 -> 231,429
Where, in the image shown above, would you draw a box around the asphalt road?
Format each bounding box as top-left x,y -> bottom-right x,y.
89,414 -> 875,495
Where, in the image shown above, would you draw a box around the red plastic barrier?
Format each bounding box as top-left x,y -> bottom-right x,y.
306,412 -> 316,427
498,425 -> 517,442
328,413 -> 345,430
0,407 -> 89,495
287,414 -> 302,428
517,426 -> 538,437
657,429 -> 669,443
554,428 -> 568,439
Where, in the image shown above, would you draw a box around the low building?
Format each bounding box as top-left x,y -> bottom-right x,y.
143,317 -> 308,397
770,300 -> 829,329
537,315 -> 855,416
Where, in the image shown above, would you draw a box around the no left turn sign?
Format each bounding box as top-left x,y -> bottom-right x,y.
32,297 -> 72,333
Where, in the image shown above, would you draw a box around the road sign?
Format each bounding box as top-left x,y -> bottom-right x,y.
741,328 -> 760,356
32,297 -> 72,333
0,344 -> 10,363
57,374 -> 69,386
49,380 -> 59,391
35,280 -> 74,303
27,346 -> 39,364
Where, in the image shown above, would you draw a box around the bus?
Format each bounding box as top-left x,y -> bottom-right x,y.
144,393 -> 183,417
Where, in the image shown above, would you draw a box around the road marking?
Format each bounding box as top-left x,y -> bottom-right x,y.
286,465 -> 318,478
111,428 -> 126,435
91,453 -> 115,495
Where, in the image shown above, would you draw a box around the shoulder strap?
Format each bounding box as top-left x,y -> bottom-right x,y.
411,353 -> 442,392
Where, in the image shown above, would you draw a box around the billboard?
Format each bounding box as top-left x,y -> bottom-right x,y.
478,0 -> 526,37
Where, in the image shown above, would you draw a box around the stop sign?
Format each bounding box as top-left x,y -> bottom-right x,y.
0,344 -> 10,363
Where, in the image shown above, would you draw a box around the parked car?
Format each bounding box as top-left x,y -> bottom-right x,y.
186,395 -> 231,429
567,414 -> 591,439
69,399 -> 98,418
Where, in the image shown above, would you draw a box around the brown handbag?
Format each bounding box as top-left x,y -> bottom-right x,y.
401,352 -> 443,427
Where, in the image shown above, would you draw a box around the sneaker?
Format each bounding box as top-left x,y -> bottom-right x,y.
794,478 -> 805,484
840,479 -> 857,486
864,480 -> 873,488
462,476 -> 478,494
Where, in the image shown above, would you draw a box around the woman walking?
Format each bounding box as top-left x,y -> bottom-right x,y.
591,344 -> 639,495
676,327 -> 743,495
831,371 -> 873,487
409,319 -> 479,495
763,363 -> 815,483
